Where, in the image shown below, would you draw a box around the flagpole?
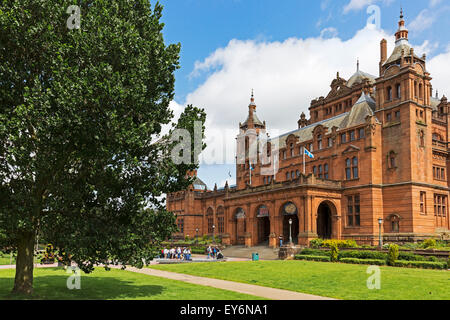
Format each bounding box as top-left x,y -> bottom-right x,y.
303,147 -> 305,175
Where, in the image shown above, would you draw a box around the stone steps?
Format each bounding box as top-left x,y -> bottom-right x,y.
221,245 -> 280,260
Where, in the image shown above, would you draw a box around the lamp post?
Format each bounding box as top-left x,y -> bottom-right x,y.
289,218 -> 293,245
196,228 -> 199,244
212,225 -> 216,244
378,218 -> 383,249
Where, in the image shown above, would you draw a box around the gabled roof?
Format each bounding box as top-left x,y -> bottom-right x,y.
193,176 -> 207,190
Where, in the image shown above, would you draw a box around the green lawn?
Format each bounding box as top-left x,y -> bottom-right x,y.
0,267 -> 266,300
150,260 -> 450,300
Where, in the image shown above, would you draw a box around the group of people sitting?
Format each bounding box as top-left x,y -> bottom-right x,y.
161,247 -> 192,261
206,245 -> 224,260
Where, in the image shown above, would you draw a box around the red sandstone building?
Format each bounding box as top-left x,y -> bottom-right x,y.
167,13 -> 450,247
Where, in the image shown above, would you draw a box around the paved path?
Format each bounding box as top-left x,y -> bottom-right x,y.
1,261 -> 334,300
111,265 -> 335,300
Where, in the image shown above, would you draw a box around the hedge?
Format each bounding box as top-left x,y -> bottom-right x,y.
298,249 -> 330,257
294,255 -> 330,262
338,250 -> 387,260
340,258 -> 386,266
392,260 -> 447,270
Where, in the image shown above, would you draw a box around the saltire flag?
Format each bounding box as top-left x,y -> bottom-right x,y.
304,148 -> 315,159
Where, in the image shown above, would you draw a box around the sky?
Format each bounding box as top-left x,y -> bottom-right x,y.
156,0 -> 450,189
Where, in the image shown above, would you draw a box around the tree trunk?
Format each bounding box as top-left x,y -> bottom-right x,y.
12,232 -> 35,295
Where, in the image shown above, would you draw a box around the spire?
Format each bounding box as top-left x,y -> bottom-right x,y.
357,58 -> 360,72
395,8 -> 409,45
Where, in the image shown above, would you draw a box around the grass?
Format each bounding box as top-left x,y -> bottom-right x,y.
149,260 -> 450,300
0,267 -> 266,300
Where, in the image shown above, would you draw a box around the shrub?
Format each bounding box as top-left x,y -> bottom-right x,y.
322,239 -> 358,248
398,252 -> 424,261
339,250 -> 387,260
309,239 -> 323,249
202,234 -> 209,242
185,235 -> 190,242
294,255 -> 330,262
340,258 -> 386,266
392,260 -> 447,270
420,239 -> 437,249
387,244 -> 399,266
299,248 -> 330,257
330,243 -> 339,262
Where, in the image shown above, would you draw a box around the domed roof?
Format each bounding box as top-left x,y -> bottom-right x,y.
347,70 -> 376,87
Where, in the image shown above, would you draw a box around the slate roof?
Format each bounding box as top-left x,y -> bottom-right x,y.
242,112 -> 264,127
346,70 -> 377,87
270,93 -> 378,148
383,41 -> 421,66
193,176 -> 207,190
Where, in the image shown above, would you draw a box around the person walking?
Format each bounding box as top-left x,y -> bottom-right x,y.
279,235 -> 283,248
164,248 -> 169,259
213,247 -> 217,259
207,245 -> 211,259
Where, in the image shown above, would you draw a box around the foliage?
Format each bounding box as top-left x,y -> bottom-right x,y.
0,0 -> 206,294
339,258 -> 386,266
392,260 -> 447,270
329,243 -> 339,262
387,244 -> 399,266
338,250 -> 387,260
299,249 -> 330,257
294,255 -> 330,262
309,239 -> 324,249
185,235 -> 190,242
321,239 -> 358,248
420,239 -> 437,249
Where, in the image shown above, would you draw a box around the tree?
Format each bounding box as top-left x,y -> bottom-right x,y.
0,0 -> 205,295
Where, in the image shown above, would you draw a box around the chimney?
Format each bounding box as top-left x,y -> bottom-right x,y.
380,39 -> 387,64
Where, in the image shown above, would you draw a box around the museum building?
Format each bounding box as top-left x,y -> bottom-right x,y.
167,13 -> 450,247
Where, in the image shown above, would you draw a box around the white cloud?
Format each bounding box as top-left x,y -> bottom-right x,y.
320,27 -> 339,38
409,9 -> 437,33
343,0 -> 393,14
180,25 -> 449,167
430,0 -> 443,8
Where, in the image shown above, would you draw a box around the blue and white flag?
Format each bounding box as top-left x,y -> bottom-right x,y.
304,148 -> 315,159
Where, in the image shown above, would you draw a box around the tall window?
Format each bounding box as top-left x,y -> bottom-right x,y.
350,130 -> 356,141
434,195 -> 447,217
347,195 -> 360,227
420,192 -> 426,214
324,164 -> 329,180
208,217 -> 214,233
318,165 -> 323,179
419,83 -> 423,99
352,157 -> 359,179
290,143 -> 294,157
217,207 -> 225,233
389,151 -> 396,169
313,166 -> 317,176
328,138 -> 333,147
359,128 -> 365,139
387,86 -> 392,101
286,171 -> 290,180
419,131 -> 425,147
341,133 -> 347,144
318,135 -> 322,150
345,158 -> 351,180
396,83 -> 401,99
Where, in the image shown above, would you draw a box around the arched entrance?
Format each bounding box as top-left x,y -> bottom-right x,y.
256,205 -> 270,244
282,202 -> 299,244
317,202 -> 333,239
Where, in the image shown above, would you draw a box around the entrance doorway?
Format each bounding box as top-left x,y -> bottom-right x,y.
257,216 -> 270,244
317,202 -> 332,239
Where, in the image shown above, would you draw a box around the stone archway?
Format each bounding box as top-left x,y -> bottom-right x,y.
317,202 -> 334,239
256,205 -> 270,244
281,202 -> 299,244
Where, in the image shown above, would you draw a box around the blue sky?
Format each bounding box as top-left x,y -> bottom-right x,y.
156,0 -> 450,189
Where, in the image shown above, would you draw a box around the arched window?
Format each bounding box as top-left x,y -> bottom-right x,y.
352,157 -> 359,179
313,166 -> 317,176
296,170 -> 300,177
207,208 -> 214,234
318,134 -> 322,150
324,164 -> 329,180
217,206 -> 225,234
290,143 -> 294,157
291,171 -> 295,179
286,171 -> 290,180
414,81 -> 418,97
396,83 -> 401,99
419,83 -> 423,99
318,165 -> 323,179
345,159 -> 351,180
